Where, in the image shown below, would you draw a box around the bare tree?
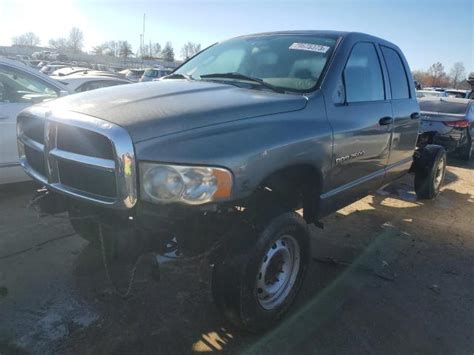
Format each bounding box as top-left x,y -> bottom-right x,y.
48,37 -> 68,50
449,62 -> 466,89
105,41 -> 120,57
119,41 -> 133,58
427,62 -> 447,87
161,42 -> 175,62
92,44 -> 107,56
142,44 -> 150,58
152,42 -> 162,57
68,27 -> 84,52
181,42 -> 201,60
12,32 -> 40,46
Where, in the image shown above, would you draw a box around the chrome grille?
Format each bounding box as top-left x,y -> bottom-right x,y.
17,107 -> 137,209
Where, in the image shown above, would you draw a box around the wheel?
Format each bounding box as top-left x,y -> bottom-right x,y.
457,132 -> 472,161
414,145 -> 447,199
211,212 -> 310,332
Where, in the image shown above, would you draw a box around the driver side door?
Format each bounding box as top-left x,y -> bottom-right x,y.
0,64 -> 59,184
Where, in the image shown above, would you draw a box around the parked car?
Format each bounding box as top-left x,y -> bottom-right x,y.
419,97 -> 473,160
15,54 -> 31,61
40,63 -> 70,75
17,31 -> 446,331
50,66 -> 90,77
444,89 -> 472,99
52,69 -> 123,79
50,73 -> 131,92
416,90 -> 448,98
0,58 -> 71,184
119,69 -> 145,82
140,67 -> 173,82
423,87 -> 446,92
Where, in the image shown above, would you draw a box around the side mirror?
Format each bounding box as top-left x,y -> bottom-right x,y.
59,90 -> 69,97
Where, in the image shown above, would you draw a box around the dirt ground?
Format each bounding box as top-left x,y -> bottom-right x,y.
0,158 -> 473,354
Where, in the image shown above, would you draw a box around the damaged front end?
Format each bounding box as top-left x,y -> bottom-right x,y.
28,187 -> 239,262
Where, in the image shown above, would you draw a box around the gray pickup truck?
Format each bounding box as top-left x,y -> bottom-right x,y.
17,31 -> 446,331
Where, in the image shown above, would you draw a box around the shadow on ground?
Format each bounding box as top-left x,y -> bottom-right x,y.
56,172 -> 474,355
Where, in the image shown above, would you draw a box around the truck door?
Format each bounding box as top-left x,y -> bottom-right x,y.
379,45 -> 420,181
322,42 -> 392,213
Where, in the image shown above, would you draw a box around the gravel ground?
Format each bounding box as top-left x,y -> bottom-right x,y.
0,158 -> 473,354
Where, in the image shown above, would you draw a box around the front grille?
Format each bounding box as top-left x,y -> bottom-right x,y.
24,145 -> 46,176
57,124 -> 114,160
58,160 -> 117,198
19,114 -> 45,144
17,109 -> 137,209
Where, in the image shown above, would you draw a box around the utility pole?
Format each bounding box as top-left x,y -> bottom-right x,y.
139,34 -> 143,58
142,13 -> 146,58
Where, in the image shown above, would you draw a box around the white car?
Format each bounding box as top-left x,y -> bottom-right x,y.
50,73 -> 131,92
50,66 -> 90,77
0,58 -> 72,184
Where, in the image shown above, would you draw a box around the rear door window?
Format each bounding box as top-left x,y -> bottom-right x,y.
343,42 -> 385,103
381,46 -> 410,99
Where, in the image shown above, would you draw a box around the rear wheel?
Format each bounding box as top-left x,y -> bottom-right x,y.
414,145 -> 447,199
211,212 -> 310,332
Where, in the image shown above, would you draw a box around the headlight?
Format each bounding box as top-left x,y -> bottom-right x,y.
140,163 -> 232,205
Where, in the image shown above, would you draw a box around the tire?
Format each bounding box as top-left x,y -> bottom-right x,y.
457,132 -> 472,161
414,145 -> 447,200
211,212 -> 310,332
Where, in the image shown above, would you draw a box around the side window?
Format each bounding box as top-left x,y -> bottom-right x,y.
0,66 -> 58,103
381,46 -> 410,99
343,42 -> 384,103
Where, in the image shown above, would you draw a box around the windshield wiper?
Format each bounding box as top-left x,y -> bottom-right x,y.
200,72 -> 285,93
163,73 -> 194,80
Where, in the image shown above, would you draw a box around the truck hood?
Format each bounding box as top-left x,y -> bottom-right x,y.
44,79 -> 308,142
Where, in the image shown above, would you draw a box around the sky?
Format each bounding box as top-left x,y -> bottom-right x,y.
0,0 -> 472,71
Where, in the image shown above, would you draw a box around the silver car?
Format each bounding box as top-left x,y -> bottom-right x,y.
0,58 -> 72,184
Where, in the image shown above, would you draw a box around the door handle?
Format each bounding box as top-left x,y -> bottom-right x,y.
411,112 -> 421,120
379,116 -> 393,126
0,116 -> 9,120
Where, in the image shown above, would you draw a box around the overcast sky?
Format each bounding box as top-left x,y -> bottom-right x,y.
0,0 -> 472,71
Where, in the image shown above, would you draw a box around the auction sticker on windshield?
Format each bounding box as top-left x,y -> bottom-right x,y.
289,43 -> 330,53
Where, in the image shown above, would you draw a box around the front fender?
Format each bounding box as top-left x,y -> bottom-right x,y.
135,96 -> 333,201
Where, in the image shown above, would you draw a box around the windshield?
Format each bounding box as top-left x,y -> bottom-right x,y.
175,34 -> 338,92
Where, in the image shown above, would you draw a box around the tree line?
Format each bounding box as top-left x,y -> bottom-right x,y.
11,30 -> 472,81
11,29 -> 202,62
413,62 -> 470,89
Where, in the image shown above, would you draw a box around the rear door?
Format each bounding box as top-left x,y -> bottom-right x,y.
322,41 -> 393,212
380,45 -> 420,181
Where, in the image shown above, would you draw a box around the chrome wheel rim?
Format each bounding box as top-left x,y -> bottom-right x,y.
434,156 -> 446,190
256,235 -> 301,310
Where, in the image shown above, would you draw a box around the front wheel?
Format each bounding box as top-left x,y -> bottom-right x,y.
211,212 -> 310,332
414,145 -> 447,199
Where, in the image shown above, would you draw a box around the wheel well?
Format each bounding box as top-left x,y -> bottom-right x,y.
251,164 -> 322,223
